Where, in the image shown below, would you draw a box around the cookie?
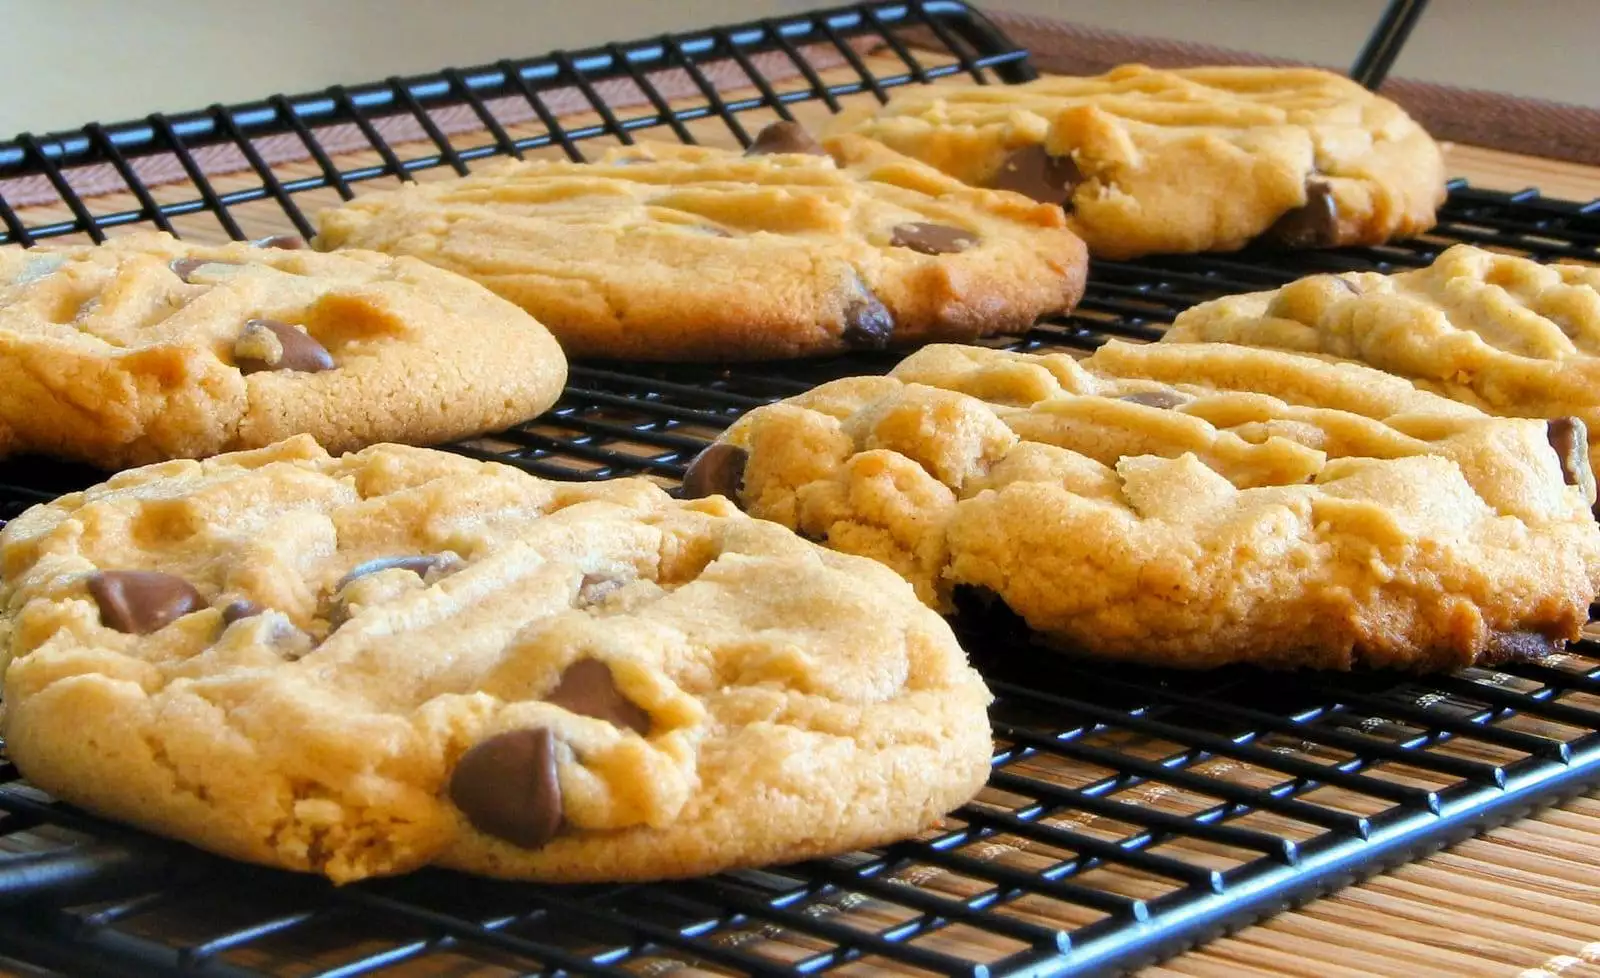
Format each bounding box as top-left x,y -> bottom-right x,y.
1165,244 -> 1600,499
0,435 -> 992,884
825,64 -> 1446,259
313,125 -> 1088,360
0,232 -> 567,469
690,341 -> 1600,670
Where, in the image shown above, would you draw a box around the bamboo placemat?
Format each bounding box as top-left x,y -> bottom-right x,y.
2,37 -> 1598,978
1152,794 -> 1600,978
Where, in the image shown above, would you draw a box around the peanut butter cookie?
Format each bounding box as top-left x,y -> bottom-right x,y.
0,435 -> 992,883
314,125 -> 1088,360
690,342 -> 1600,670
827,65 -> 1446,259
0,232 -> 567,467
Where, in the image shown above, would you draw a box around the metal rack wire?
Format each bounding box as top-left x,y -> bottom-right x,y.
0,2 -> 1598,976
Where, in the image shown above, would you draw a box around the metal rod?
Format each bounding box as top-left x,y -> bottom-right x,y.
1350,0 -> 1431,89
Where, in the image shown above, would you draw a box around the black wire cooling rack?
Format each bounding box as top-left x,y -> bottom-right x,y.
2,2 -> 1599,976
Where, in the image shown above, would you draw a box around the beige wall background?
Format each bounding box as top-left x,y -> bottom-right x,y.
3,0 -> 1597,136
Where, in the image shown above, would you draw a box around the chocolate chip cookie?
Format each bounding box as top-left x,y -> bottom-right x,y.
825,65 -> 1446,259
689,342 -> 1600,670
0,435 -> 993,883
1165,244 -> 1600,500
0,231 -> 567,468
313,125 -> 1088,360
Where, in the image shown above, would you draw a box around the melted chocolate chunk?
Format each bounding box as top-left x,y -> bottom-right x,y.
220,599 -> 266,625
990,145 -> 1081,207
745,121 -> 827,157
235,319 -> 335,375
449,728 -> 563,848
680,443 -> 748,502
337,554 -> 461,592
1263,180 -> 1340,249
1119,390 -> 1189,410
1545,417 -> 1589,488
251,234 -> 307,250
841,286 -> 894,349
88,571 -> 204,635
170,257 -> 241,282
1482,629 -> 1563,665
546,659 -> 651,735
889,222 -> 979,255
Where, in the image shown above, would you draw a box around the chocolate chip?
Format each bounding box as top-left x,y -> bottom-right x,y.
889,223 -> 979,255
1545,417 -> 1589,488
1482,629 -> 1563,665
990,145 -> 1081,207
546,659 -> 651,735
449,728 -> 562,849
219,599 -> 308,656
745,121 -> 827,157
680,443 -> 748,502
251,234 -> 306,250
221,599 -> 266,625
87,571 -> 204,635
1118,390 -> 1190,410
234,319 -> 335,375
576,573 -> 625,607
170,257 -> 241,282
336,553 -> 462,592
841,285 -> 894,350
1263,180 -> 1340,250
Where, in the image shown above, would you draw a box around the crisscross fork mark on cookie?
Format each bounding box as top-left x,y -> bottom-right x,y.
1165,243 -> 1600,500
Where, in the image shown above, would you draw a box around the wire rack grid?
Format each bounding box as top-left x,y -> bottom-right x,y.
0,2 -> 1599,977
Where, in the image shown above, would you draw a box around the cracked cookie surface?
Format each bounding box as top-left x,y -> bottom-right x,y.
825,65 -> 1445,259
0,232 -> 567,468
313,128 -> 1088,360
701,342 -> 1600,670
0,435 -> 992,883
1165,244 -> 1600,495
